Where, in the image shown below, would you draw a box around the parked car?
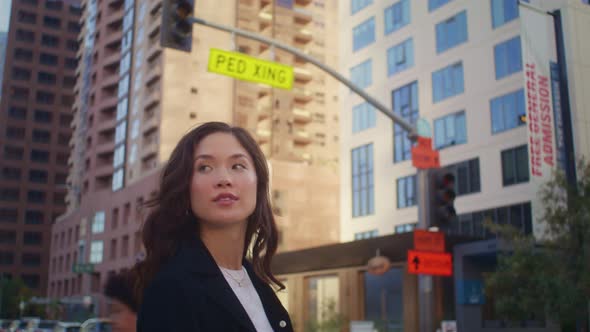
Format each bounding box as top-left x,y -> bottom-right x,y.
79,319 -> 112,332
26,320 -> 58,332
9,318 -> 38,332
53,322 -> 81,332
0,319 -> 13,332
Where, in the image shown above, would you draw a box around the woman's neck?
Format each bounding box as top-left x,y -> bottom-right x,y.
200,225 -> 246,270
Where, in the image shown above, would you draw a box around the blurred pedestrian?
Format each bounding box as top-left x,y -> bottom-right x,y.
104,270 -> 138,332
135,122 -> 292,331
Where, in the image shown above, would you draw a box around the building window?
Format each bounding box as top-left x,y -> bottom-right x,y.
41,34 -> 59,48
89,241 -> 103,264
8,107 -> 27,120
429,0 -> 453,11
14,48 -> 34,62
501,145 -> 529,186
354,230 -> 378,240
394,223 -> 417,234
29,170 -> 48,183
397,174 -> 417,208
491,0 -> 520,29
306,275 -> 340,326
16,29 -> 35,43
352,143 -> 374,217
39,53 -> 58,65
55,173 -> 67,185
352,103 -> 376,133
432,62 -> 464,103
2,168 -> 22,181
384,0 -> 410,35
32,129 -> 51,143
31,149 -> 50,163
22,253 -> 41,267
0,252 -> 15,266
494,36 -> 522,80
0,189 -> 20,202
453,202 -> 532,237
351,0 -> 372,14
434,111 -> 467,149
66,39 -> 78,52
352,17 -> 375,52
0,231 -> 16,244
43,16 -> 61,29
387,38 -> 414,76
21,274 -> 40,290
0,209 -> 18,223
60,114 -> 73,127
92,211 -> 105,234
25,211 -> 44,225
65,57 -> 78,69
36,91 -> 55,104
110,239 -> 117,260
18,11 -> 37,24
436,11 -> 468,53
27,191 -> 45,204
447,158 -> 481,196
350,59 -> 372,89
491,89 -> 526,134
46,1 -> 63,10
6,127 -> 25,140
11,87 -> 30,101
122,235 -> 129,257
392,81 -> 419,162
38,72 -> 57,85
12,67 -> 31,80
4,146 -> 24,161
23,232 -> 42,246
34,110 -> 53,123
68,22 -> 81,33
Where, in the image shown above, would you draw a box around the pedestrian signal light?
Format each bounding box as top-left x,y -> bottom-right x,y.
161,0 -> 194,52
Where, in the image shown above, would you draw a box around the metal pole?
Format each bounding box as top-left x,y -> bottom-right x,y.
188,16 -> 418,140
417,169 -> 435,332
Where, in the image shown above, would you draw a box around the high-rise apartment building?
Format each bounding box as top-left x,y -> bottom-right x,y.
0,0 -> 81,295
49,0 -> 340,312
339,0 -> 590,241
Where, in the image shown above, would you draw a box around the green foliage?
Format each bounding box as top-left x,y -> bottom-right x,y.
305,298 -> 347,332
484,160 -> 590,327
0,278 -> 34,318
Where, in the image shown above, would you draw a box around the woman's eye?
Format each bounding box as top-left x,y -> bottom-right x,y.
197,165 -> 211,172
233,163 -> 246,170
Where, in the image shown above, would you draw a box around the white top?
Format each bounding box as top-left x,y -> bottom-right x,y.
219,266 -> 274,332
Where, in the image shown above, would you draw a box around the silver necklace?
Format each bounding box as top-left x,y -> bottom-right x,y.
221,266 -> 247,287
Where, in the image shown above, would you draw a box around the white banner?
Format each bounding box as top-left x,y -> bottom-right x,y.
520,3 -> 558,238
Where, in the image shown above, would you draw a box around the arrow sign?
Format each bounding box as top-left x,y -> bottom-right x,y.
407,250 -> 452,276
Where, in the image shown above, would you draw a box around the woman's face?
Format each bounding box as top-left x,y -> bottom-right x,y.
190,132 -> 258,229
108,299 -> 136,332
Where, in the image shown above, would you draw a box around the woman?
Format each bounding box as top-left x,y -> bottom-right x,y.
135,122 -> 292,331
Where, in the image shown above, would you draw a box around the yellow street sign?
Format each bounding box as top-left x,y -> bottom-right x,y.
207,48 -> 294,90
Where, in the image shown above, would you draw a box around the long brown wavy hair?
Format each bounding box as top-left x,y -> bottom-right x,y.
134,122 -> 283,302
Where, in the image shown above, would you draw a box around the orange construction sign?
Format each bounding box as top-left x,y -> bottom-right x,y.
407,250 -> 452,276
411,136 -> 440,169
414,230 -> 445,253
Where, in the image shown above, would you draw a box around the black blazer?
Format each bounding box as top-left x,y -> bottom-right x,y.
137,238 -> 293,332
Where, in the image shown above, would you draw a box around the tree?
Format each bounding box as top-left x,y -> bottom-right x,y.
484,160 -> 590,331
0,278 -> 34,318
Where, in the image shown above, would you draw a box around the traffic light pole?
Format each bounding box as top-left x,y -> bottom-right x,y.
186,14 -> 434,332
417,169 -> 435,332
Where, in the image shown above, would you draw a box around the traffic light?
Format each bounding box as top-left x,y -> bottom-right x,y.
428,169 -> 457,228
161,0 -> 194,52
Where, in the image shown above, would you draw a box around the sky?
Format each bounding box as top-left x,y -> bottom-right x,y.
0,0 -> 12,32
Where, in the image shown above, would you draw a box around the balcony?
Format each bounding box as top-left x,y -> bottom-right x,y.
257,84 -> 271,98
258,11 -> 272,27
293,108 -> 311,124
294,66 -> 312,82
294,130 -> 312,145
256,128 -> 271,143
293,6 -> 313,23
294,28 -> 313,44
293,87 -> 313,103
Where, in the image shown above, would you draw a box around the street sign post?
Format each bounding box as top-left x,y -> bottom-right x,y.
414,229 -> 445,253
72,263 -> 95,274
407,250 -> 453,277
207,48 -> 294,90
